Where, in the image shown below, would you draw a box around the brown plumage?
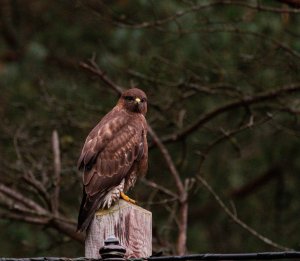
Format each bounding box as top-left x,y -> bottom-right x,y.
77,88 -> 148,232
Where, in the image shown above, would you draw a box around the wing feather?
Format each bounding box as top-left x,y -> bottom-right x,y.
77,109 -> 127,170
77,112 -> 147,231
85,124 -> 139,195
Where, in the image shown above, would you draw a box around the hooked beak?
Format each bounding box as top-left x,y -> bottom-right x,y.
134,97 -> 142,112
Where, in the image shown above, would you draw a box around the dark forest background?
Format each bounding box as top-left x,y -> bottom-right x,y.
1,0 -> 300,257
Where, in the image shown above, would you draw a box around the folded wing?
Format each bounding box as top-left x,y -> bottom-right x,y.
77,110 -> 146,231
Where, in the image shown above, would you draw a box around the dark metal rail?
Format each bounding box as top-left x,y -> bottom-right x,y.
2,251 -> 300,261
1,237 -> 299,261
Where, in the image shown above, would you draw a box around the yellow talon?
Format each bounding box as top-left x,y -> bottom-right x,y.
120,192 -> 136,204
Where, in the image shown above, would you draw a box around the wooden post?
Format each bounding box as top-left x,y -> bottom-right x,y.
85,199 -> 152,258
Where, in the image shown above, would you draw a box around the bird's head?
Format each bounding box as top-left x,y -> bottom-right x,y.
119,88 -> 147,115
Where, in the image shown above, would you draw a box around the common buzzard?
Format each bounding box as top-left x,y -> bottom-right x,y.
77,88 -> 148,232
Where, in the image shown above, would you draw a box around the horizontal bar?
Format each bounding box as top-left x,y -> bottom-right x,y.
1,251 -> 300,261
146,252 -> 300,260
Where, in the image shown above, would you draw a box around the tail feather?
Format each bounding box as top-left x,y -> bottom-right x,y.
77,182 -> 125,232
77,189 -> 105,232
77,189 -> 98,232
77,188 -> 88,232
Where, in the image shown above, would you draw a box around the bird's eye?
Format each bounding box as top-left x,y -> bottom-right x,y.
141,98 -> 147,103
124,96 -> 134,101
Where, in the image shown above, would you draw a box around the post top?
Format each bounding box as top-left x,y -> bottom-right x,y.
95,199 -> 152,216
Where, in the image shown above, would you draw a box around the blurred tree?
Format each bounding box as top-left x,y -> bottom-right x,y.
1,0 -> 300,257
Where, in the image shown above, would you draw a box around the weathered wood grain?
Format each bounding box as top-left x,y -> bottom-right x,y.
85,199 -> 152,258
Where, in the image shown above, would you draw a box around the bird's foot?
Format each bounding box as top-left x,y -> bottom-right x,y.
120,192 -> 136,204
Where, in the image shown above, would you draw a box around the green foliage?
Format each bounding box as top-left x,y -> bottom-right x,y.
1,0 -> 300,257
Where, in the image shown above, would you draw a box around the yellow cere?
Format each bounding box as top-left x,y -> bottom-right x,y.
135,98 -> 141,103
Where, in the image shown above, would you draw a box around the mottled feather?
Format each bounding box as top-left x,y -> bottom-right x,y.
77,88 -> 148,232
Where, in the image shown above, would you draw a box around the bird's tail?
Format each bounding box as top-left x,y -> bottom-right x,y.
77,188 -> 93,232
77,188 -> 104,232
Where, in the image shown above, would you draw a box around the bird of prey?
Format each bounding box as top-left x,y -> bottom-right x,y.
77,88 -> 148,232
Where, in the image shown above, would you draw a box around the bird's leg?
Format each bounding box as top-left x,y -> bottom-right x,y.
120,192 -> 136,204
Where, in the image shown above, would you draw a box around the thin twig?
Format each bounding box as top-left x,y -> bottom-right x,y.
86,0 -> 300,30
142,179 -> 178,199
197,115 -> 272,171
0,210 -> 50,225
22,172 -> 52,210
161,84 -> 300,143
148,126 -> 184,196
196,175 -> 293,251
80,59 -> 123,94
0,184 -> 48,215
146,126 -> 188,255
141,197 -> 178,206
174,27 -> 300,60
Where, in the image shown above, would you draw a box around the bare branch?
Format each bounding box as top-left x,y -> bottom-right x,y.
141,197 -> 178,206
142,179 -> 178,199
79,59 -> 124,94
148,126 -> 184,196
0,209 -> 84,243
196,175 -> 293,251
86,0 -> 300,30
22,172 -> 52,210
50,218 -> 84,243
0,211 -> 50,225
185,28 -> 300,60
147,127 -> 187,255
52,129 -> 61,215
279,0 -> 300,8
0,192 -> 38,215
161,84 -> 300,143
197,115 -> 272,171
0,184 -> 48,215
229,166 -> 282,199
